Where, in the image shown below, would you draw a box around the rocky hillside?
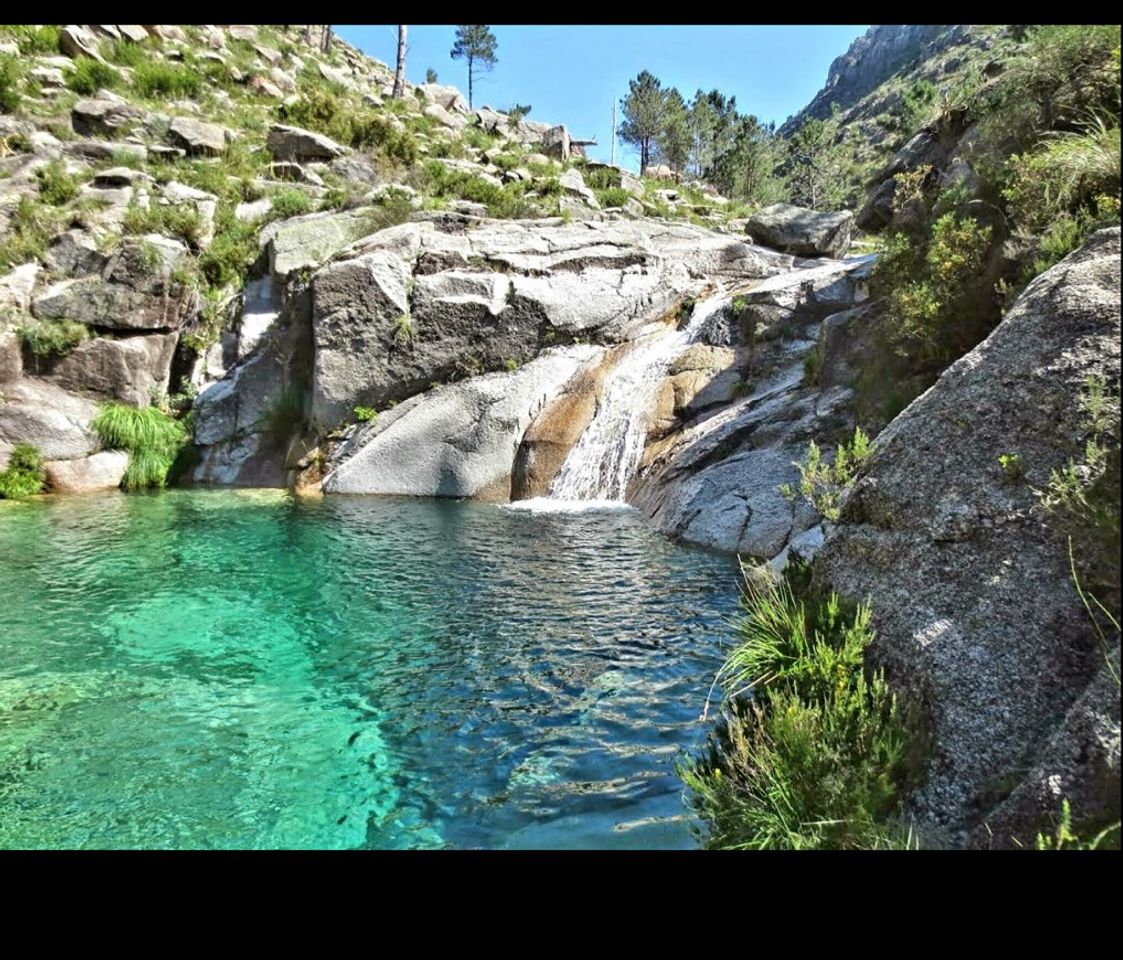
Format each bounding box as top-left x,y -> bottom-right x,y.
781,25 -> 952,132
1,24 -> 1119,848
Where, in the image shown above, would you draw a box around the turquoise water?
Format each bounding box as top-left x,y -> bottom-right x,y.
0,490 -> 739,849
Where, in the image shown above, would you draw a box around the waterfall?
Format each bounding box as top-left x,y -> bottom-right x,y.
547,289 -> 727,503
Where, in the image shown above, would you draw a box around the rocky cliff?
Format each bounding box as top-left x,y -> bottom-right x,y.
780,25 -> 950,132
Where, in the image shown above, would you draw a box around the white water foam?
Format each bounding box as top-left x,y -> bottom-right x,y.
546,289 -> 727,502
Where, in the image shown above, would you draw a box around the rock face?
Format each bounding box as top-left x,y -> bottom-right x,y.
32,238 -> 194,332
0,379 -> 98,464
71,98 -> 143,138
747,203 -> 854,259
259,208 -> 376,280
322,346 -> 603,499
308,218 -> 795,431
812,229 -> 1122,846
47,332 -> 178,405
780,25 -> 950,132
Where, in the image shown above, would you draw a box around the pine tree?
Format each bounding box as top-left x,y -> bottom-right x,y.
619,71 -> 667,175
450,25 -> 498,110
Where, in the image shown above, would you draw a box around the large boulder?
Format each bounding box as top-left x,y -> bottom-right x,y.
812,228 -> 1122,845
322,346 -> 604,500
46,332 -> 178,406
167,117 -> 228,156
60,25 -> 103,61
0,379 -> 98,463
747,203 -> 854,259
417,83 -> 469,115
44,450 -> 129,493
266,124 -> 348,163
71,98 -> 143,138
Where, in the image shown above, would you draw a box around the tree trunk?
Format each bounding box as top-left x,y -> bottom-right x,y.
393,25 -> 408,98
304,25 -> 312,45
467,54 -> 474,110
321,25 -> 333,54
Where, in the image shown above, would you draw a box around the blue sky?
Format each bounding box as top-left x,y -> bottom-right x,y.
337,25 -> 869,171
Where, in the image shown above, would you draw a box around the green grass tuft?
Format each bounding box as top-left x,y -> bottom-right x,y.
92,403 -> 189,491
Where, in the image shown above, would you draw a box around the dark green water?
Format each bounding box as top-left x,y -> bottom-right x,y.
0,490 -> 739,849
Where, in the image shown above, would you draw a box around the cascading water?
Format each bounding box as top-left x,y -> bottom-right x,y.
545,289 -> 728,503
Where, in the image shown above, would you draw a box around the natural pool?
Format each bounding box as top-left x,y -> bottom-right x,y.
0,490 -> 740,849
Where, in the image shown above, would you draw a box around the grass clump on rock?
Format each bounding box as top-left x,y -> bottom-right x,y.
680,561 -> 926,850
92,402 -> 189,491
17,318 -> 89,363
0,443 -> 45,499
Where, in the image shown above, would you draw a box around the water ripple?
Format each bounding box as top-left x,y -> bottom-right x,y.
0,490 -> 738,849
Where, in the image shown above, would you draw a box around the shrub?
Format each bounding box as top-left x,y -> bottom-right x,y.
595,187 -> 631,208
353,406 -> 378,423
780,426 -> 871,522
679,563 -> 924,849
393,313 -> 414,346
978,25 -> 1121,149
132,61 -> 203,99
197,209 -> 258,288
268,188 -> 312,219
0,53 -> 22,113
122,201 -> 205,249
1004,118 -> 1121,233
92,402 -> 189,491
871,213 -> 993,365
6,25 -> 60,55
105,38 -> 149,68
1039,374 -> 1121,619
0,196 -> 66,270
17,318 -> 89,361
0,443 -> 46,499
35,158 -> 81,206
66,58 -> 121,95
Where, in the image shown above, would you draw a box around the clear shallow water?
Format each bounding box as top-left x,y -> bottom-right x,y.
0,490 -> 739,849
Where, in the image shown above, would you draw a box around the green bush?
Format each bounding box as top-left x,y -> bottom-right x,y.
780,426 -> 871,522
0,196 -> 66,270
978,25 -> 1121,150
268,188 -> 312,219
35,158 -> 81,206
679,564 -> 924,849
872,213 -> 993,365
353,406 -> 378,423
0,443 -> 46,499
105,38 -> 149,68
92,402 -> 189,491
66,58 -> 121,95
1004,119 -> 1121,233
17,318 -> 89,360
1040,374 -> 1121,620
122,202 -> 205,248
197,210 -> 259,288
132,61 -> 203,99
594,187 -> 632,208
5,25 -> 60,55
0,53 -> 22,113
584,166 -> 621,191
279,90 -> 419,164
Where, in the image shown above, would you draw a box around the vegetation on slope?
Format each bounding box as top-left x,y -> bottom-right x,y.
680,561 -> 926,849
